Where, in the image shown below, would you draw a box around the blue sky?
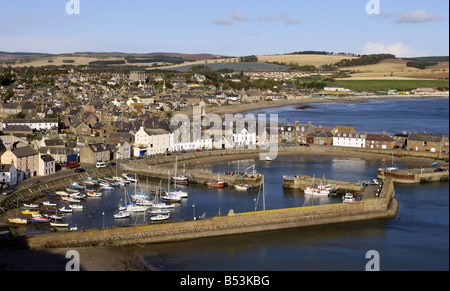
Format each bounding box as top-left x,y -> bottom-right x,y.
0,0 -> 448,57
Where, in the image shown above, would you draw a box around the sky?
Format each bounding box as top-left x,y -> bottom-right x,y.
0,0 -> 448,57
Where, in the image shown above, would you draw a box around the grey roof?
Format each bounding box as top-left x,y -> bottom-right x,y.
409,133 -> 444,142
40,154 -> 55,163
12,146 -> 38,158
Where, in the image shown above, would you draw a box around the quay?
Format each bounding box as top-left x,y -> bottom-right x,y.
282,174 -> 362,192
377,167 -> 449,184
0,178 -> 398,249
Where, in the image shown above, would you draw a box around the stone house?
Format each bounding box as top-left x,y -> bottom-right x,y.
365,133 -> 396,149
0,146 -> 39,179
307,130 -> 334,146
407,133 -> 448,153
38,154 -> 56,176
79,143 -> 110,164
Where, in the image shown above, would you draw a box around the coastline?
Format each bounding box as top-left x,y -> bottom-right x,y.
185,94 -> 449,117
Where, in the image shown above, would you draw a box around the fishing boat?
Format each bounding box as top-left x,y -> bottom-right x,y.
87,191 -> 102,197
122,173 -> 137,182
43,201 -> 57,207
45,214 -> 63,220
31,214 -> 50,223
22,209 -> 39,215
101,185 -> 114,191
66,188 -> 79,193
342,193 -> 356,203
104,177 -> 115,183
114,211 -> 132,219
59,206 -> 73,213
70,193 -> 86,199
234,184 -> 253,191
56,191 -> 70,197
61,197 -> 81,203
23,203 -> 39,208
50,221 -> 69,227
69,204 -> 84,210
206,178 -> 225,189
70,182 -> 85,190
8,218 -> 28,224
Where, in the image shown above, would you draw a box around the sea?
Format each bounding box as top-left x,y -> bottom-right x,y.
9,97 -> 450,271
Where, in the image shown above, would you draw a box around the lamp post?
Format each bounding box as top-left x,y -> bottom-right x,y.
192,204 -> 196,220
102,211 -> 105,230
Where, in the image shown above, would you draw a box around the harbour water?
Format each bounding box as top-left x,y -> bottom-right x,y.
6,98 -> 450,271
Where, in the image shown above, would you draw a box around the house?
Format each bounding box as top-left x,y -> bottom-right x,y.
79,143 -> 110,164
407,133 -> 448,153
333,132 -> 366,148
38,154 -> 56,176
0,146 -> 39,179
365,133 -> 395,149
307,130 -> 334,146
111,141 -> 132,160
70,122 -> 92,136
2,125 -> 33,135
0,162 -> 18,187
134,126 -> 172,156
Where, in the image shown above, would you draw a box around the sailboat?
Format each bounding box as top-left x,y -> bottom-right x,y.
171,156 -> 189,185
254,177 -> 266,211
120,186 -> 148,213
152,180 -> 175,209
9,198 -> 28,224
163,170 -> 186,201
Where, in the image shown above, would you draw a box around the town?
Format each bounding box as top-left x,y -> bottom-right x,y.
0,66 -> 449,190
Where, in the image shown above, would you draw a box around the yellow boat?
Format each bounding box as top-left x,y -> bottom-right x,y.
8,218 -> 28,224
22,209 -> 39,215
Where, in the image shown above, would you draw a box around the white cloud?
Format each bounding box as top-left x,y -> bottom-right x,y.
213,10 -> 299,26
396,9 -> 444,24
362,42 -> 428,58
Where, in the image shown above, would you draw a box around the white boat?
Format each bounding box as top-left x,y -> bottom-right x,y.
342,193 -> 356,203
101,185 -> 114,191
148,209 -> 171,215
66,188 -> 79,193
45,214 -> 63,220
70,193 -> 86,199
114,211 -> 132,219
23,203 -> 39,208
152,202 -> 175,209
87,191 -> 102,197
160,193 -> 182,202
43,201 -> 57,207
61,197 -> 81,203
56,191 -> 70,197
265,157 -> 272,161
125,203 -> 148,212
150,214 -> 170,221
59,206 -> 73,213
135,199 -> 153,206
122,173 -> 137,182
50,222 -> 68,227
234,184 -> 253,191
69,204 -> 84,210
131,192 -> 149,200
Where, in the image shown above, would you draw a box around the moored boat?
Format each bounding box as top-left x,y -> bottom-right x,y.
23,203 -> 39,208
114,211 -> 132,219
150,213 -> 170,221
43,201 -> 57,207
206,178 -> 225,189
8,218 -> 28,224
22,209 -> 39,215
234,184 -> 253,191
31,214 -> 50,223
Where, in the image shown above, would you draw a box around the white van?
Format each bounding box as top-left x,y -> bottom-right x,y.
96,161 -> 107,168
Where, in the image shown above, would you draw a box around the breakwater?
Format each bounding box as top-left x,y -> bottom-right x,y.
377,168 -> 449,183
3,178 -> 398,249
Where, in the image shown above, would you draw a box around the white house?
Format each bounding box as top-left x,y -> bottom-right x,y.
333,132 -> 366,148
2,119 -> 58,131
38,154 -> 56,176
0,162 -> 17,187
233,128 -> 256,148
134,126 -> 173,156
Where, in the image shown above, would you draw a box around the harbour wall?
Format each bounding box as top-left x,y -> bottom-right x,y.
7,178 -> 398,250
377,168 -> 449,183
283,174 -> 362,192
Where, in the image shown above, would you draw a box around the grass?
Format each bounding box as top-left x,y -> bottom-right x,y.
329,80 -> 449,92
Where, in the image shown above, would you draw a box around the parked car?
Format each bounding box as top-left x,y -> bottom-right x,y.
96,161 -> 107,168
75,168 -> 86,173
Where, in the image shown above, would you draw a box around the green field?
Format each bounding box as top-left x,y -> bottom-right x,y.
330,80 -> 449,92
